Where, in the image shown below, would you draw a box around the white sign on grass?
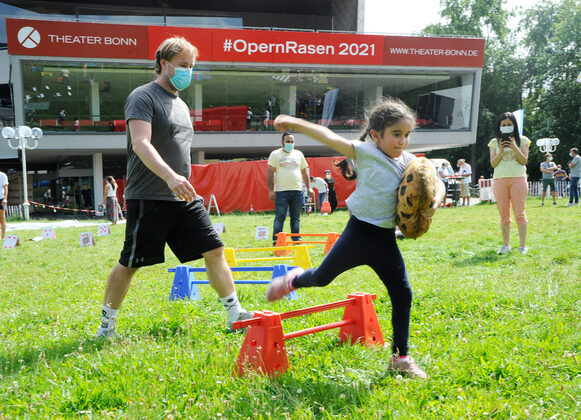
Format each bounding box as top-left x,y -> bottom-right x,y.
2,235 -> 20,249
80,232 -> 96,247
97,225 -> 111,236
255,226 -> 269,240
213,223 -> 226,234
42,228 -> 56,239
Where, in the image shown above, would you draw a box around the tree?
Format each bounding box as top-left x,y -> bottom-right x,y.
423,0 -> 510,40
521,0 -> 581,177
422,0 -> 580,182
422,0 -> 523,179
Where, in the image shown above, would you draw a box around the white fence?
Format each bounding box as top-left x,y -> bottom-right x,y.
528,181 -> 575,198
5,204 -> 24,218
476,179 -> 578,202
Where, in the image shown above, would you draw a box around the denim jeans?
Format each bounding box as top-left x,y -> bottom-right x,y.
318,191 -> 328,210
273,190 -> 303,244
570,177 -> 580,203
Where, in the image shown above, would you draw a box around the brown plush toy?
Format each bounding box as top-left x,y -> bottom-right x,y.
396,157 -> 438,239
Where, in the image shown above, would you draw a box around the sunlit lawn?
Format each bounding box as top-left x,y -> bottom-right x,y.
1,198 -> 579,418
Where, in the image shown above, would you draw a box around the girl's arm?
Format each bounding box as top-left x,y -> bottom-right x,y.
102,184 -> 109,205
274,115 -> 355,158
506,136 -> 529,165
490,145 -> 503,168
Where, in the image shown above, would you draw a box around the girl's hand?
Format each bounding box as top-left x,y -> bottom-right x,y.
273,115 -> 295,132
419,200 -> 437,218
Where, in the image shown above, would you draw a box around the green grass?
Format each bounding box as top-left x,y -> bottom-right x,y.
1,199 -> 579,418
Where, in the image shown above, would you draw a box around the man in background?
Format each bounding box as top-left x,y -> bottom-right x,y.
0,170 -> 8,239
457,159 -> 472,206
267,131 -> 313,245
540,153 -> 557,206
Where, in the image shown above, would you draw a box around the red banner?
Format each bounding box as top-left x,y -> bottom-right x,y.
189,157 -> 355,213
7,18 -> 485,68
383,36 -> 485,67
6,19 -> 148,59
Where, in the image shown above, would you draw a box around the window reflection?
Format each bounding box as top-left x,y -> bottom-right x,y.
22,60 -> 474,133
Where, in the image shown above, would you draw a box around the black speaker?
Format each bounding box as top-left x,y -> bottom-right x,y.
416,93 -> 455,128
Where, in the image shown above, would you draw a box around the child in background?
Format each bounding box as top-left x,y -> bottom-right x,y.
266,98 -> 445,379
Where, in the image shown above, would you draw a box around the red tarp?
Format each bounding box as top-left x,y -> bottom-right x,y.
189,156 -> 356,213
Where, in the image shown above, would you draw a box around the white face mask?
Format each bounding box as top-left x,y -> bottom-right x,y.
500,126 -> 514,134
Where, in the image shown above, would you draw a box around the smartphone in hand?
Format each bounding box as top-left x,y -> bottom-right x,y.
500,132 -> 511,142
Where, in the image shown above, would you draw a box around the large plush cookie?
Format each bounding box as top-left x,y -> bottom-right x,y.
396,157 -> 438,239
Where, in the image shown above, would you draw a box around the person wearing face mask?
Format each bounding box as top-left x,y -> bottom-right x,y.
267,131 -> 314,245
565,148 -> 580,206
323,169 -> 338,213
540,153 -> 557,206
95,37 -> 253,338
488,112 -> 531,254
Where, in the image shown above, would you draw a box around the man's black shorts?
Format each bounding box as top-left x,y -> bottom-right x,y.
119,199 -> 223,268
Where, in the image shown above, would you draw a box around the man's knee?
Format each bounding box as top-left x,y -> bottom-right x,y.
203,246 -> 225,263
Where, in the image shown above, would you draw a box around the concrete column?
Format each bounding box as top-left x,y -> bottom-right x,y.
279,85 -> 297,116
363,86 -> 382,110
191,150 -> 205,165
93,152 -> 103,207
90,83 -> 100,121
193,84 -> 203,123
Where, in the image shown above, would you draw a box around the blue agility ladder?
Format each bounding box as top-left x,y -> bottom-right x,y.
168,264 -> 298,301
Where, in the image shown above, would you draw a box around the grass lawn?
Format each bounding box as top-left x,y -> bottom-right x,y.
1,198 -> 579,418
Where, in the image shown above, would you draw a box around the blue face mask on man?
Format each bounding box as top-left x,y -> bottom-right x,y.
284,143 -> 294,153
167,63 -> 192,91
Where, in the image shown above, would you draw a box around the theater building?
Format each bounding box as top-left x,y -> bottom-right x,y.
1,16 -> 484,212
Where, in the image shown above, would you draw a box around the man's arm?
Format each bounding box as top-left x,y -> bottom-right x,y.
129,119 -> 196,202
302,168 -> 315,200
267,165 -> 276,201
2,185 -> 7,204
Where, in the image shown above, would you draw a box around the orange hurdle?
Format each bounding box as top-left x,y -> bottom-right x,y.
274,232 -> 340,256
232,292 -> 384,376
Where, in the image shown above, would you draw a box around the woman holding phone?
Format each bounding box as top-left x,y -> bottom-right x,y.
488,112 -> 531,254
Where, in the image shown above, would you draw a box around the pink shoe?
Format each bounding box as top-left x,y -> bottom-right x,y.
388,355 -> 428,379
266,267 -> 304,302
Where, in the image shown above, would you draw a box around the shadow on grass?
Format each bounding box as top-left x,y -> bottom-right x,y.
451,249 -> 503,267
0,337 -> 107,377
227,371 -> 384,417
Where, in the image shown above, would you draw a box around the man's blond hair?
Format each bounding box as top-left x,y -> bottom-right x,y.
154,37 -> 199,74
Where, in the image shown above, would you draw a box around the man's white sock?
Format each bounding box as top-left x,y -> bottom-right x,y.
219,292 -> 244,324
100,306 -> 118,329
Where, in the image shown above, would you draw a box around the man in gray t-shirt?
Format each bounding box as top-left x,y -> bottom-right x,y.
566,147 -> 581,205
540,153 -> 557,206
96,37 -> 252,339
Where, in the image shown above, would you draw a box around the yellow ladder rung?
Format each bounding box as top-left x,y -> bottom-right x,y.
235,245 -> 313,252
239,257 -> 290,263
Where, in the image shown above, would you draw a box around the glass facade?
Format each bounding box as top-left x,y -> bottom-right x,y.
22,60 -> 475,133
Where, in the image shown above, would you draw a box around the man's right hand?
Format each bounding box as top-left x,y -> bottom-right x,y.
166,174 -> 197,202
268,190 -> 275,201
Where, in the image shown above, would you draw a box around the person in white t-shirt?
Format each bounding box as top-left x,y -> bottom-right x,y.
310,175 -> 328,212
0,171 -> 8,240
457,159 -> 472,206
267,131 -> 314,245
436,162 -> 450,206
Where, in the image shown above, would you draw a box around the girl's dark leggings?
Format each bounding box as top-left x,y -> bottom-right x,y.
293,216 -> 412,356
